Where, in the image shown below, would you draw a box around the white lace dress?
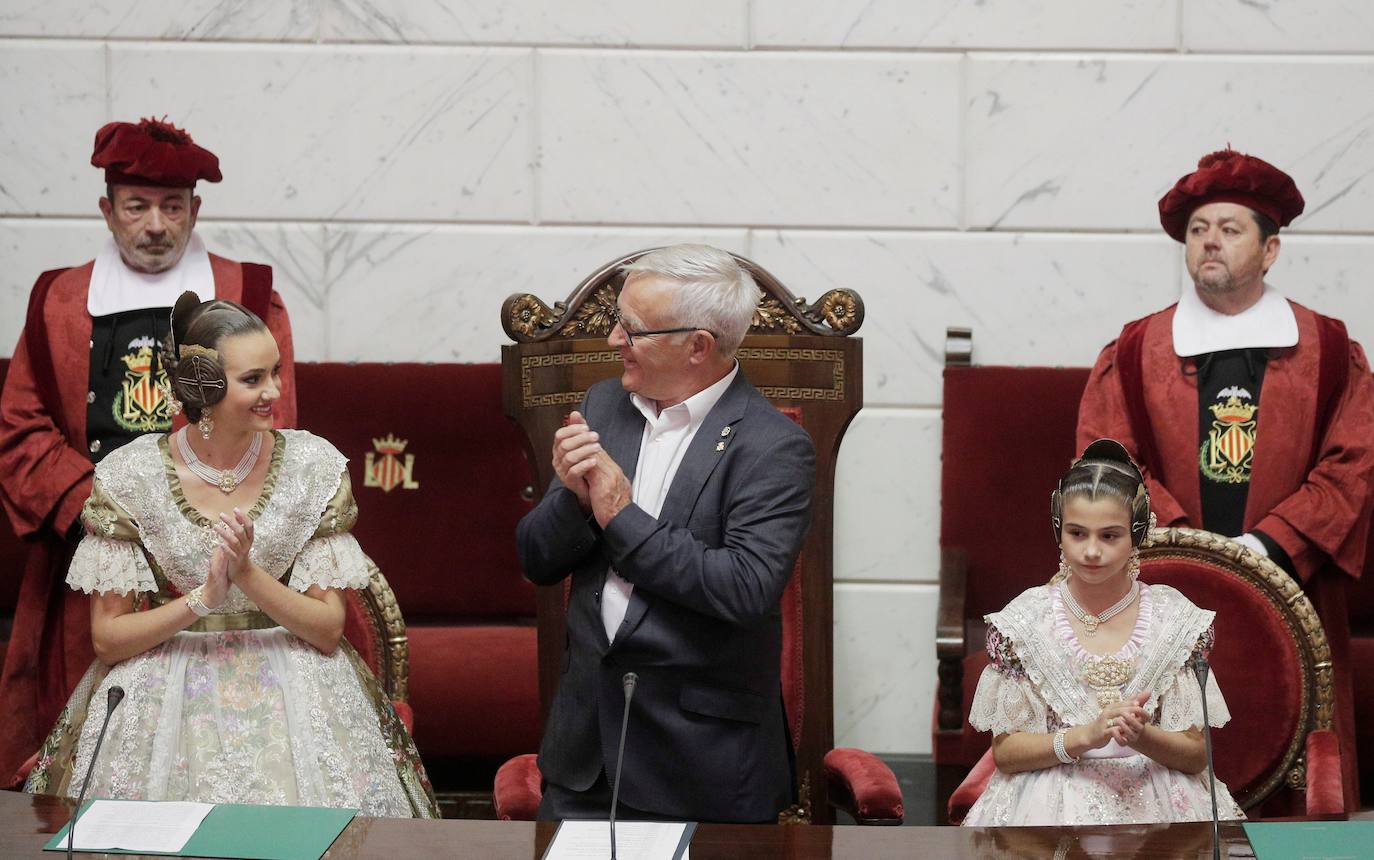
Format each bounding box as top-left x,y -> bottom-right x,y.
23,430 -> 437,818
963,582 -> 1245,826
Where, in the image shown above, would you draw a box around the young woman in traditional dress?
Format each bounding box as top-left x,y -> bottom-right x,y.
962,439 -> 1243,825
25,292 -> 437,818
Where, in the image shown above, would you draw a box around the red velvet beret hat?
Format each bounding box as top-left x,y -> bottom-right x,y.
1158,148 -> 1304,242
91,117 -> 222,188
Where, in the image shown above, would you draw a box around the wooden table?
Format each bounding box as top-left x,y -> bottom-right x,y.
1,790 -> 1261,858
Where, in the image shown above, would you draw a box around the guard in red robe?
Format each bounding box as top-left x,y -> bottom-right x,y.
0,118 -> 297,784
1078,148 -> 1374,810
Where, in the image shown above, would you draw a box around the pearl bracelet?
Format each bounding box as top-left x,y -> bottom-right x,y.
185,585 -> 214,618
1053,729 -> 1079,765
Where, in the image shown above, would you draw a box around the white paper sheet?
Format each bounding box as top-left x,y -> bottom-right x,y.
64,799 -> 215,852
544,820 -> 692,860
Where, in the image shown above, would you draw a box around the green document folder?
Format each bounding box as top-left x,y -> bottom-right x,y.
45,801 -> 357,860
1244,821 -> 1374,860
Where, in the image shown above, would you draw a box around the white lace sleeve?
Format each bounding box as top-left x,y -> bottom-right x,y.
65,534 -> 156,596
1159,664 -> 1231,731
289,532 -> 371,592
968,663 -> 1048,736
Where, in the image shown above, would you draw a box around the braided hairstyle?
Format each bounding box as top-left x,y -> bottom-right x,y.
1050,439 -> 1153,548
164,291 -> 268,422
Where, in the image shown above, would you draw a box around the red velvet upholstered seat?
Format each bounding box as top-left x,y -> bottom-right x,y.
947,528 -> 1345,823
935,361 -> 1092,766
490,250 -> 902,825
295,363 -> 541,766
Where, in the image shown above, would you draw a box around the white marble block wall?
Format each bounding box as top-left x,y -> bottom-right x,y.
3,2 -> 1374,758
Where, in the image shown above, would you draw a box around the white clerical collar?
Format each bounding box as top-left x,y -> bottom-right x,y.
1171,283 -> 1298,357
87,233 -> 215,316
631,361 -> 740,427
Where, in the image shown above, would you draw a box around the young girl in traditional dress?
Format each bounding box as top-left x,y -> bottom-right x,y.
962,439 -> 1244,825
25,293 -> 437,818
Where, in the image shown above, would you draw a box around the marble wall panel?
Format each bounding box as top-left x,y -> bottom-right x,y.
753,0 -> 1176,50
751,231 -> 1180,406
1216,235 -> 1374,353
319,225 -> 748,362
107,44 -> 533,222
834,582 -> 935,753
0,2 -> 317,40
966,56 -> 1374,233
0,42 -> 106,217
1184,1 -> 1374,53
324,0 -> 746,47
834,408 -> 940,584
0,219 -> 109,353
539,51 -> 961,228
194,221 -> 329,361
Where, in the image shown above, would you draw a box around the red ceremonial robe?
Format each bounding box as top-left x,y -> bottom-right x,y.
0,254 -> 296,784
1077,299 -> 1374,811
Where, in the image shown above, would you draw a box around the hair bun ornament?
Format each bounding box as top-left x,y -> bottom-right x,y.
173,343 -> 228,409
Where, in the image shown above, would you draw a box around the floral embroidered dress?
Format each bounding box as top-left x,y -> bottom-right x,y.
963,582 -> 1244,826
24,430 -> 438,819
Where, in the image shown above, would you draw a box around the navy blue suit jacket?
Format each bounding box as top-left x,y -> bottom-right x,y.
516,371 -> 815,822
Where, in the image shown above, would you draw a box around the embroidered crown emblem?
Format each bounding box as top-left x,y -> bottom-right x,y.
364,434 -> 419,493
1209,396 -> 1257,424
372,434 -> 409,456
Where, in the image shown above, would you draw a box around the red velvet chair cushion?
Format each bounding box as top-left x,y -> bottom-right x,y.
823,748 -> 904,822
947,747 -> 997,825
407,625 -> 540,759
941,366 -> 1090,624
1141,560 -> 1303,800
294,363 -> 535,621
493,754 -> 541,821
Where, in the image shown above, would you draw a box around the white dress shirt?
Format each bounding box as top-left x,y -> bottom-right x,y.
600,363 -> 740,642
88,234 -> 215,316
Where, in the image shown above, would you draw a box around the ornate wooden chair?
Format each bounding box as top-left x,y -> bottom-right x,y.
490,249 -> 903,825
948,528 -> 1345,822
341,556 -> 414,730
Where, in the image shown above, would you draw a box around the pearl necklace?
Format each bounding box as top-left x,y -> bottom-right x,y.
177,427 -> 262,494
1061,580 -> 1139,637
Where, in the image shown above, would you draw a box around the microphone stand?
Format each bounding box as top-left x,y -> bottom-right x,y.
609,672 -> 638,860
1192,659 -> 1222,860
68,685 -> 125,860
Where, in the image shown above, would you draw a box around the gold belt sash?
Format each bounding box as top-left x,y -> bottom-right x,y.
185,611 -> 280,633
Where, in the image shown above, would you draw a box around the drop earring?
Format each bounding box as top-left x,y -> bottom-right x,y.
1057,550 -> 1073,581
198,408 -> 214,440
1127,548 -> 1140,583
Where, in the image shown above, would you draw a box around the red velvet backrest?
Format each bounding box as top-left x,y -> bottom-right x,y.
941,366 -> 1091,620
0,358 -> 23,616
342,590 -> 382,679
295,363 -> 535,622
1140,558 -> 1304,801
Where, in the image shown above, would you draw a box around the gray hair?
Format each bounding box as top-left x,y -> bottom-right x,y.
621,244 -> 761,356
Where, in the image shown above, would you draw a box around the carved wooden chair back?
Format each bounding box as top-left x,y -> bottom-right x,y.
1138,527 -> 1335,813
499,249 -> 863,823
342,556 -> 411,704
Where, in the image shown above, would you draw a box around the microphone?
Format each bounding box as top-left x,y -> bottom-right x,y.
608,672 -> 638,860
68,685 -> 125,860
1191,658 -> 1221,860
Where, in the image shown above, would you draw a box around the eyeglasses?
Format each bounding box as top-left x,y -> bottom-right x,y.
610,306 -> 718,347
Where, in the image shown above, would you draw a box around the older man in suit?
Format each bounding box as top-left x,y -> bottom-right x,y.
517,244 -> 815,823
